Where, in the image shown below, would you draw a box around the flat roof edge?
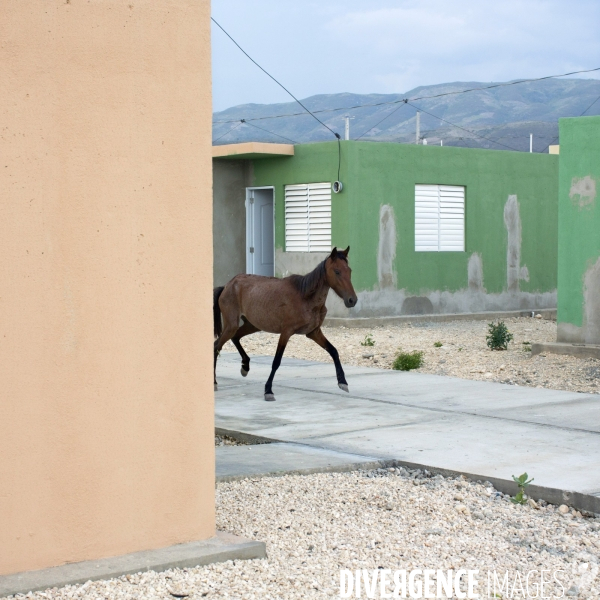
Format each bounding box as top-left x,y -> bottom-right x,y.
212,142 -> 294,159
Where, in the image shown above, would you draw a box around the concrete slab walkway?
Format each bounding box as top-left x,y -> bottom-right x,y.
215,352 -> 600,503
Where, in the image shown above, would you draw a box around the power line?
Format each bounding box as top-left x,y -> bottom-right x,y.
212,121 -> 243,143
355,100 -> 408,140
213,66 -> 600,125
540,90 -> 600,153
405,102 -> 520,151
211,17 -> 340,140
580,92 -> 600,116
239,119 -> 298,144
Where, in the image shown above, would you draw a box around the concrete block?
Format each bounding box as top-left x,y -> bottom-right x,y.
325,309 -> 557,329
0,532 -> 266,598
531,341 -> 600,359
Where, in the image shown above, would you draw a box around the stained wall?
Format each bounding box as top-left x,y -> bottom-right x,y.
557,116 -> 600,343
252,141 -> 559,317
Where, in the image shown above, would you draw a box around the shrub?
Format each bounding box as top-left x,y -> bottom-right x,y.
360,334 -> 375,347
486,321 -> 513,351
434,341 -> 443,348
393,350 -> 424,371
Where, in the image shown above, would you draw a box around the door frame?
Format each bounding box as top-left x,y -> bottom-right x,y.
245,186 -> 275,276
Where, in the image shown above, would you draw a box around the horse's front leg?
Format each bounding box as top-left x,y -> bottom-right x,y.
264,331 -> 292,401
306,327 -> 349,393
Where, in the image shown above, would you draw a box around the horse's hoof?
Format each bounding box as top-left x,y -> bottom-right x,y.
241,367 -> 248,377
264,393 -> 276,402
338,383 -> 349,393
214,384 -> 218,392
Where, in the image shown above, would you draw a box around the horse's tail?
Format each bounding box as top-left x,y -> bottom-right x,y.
213,286 -> 225,338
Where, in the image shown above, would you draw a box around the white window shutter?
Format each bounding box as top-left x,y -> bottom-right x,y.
439,186 -> 464,251
415,184 -> 464,252
285,184 -> 309,252
285,183 -> 331,252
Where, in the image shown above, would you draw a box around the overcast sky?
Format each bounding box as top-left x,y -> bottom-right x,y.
211,0 -> 600,112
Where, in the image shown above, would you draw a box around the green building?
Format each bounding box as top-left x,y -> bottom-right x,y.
557,116 -> 600,344
213,141 -> 559,318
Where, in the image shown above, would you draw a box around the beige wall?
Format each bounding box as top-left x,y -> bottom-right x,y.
0,1 -> 214,575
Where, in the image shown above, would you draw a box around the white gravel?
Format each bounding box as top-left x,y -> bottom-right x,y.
223,317 -> 600,395
7,469 -> 600,600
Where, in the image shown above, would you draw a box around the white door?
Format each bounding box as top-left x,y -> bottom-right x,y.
246,188 -> 274,276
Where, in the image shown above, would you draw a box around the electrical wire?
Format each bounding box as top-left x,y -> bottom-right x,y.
213,66 -> 600,125
211,17 -> 340,140
540,90 -> 600,153
580,91 -> 600,117
354,100 -> 408,140
212,121 -> 243,143
405,102 -> 520,151
212,17 -> 342,186
239,119 -> 298,144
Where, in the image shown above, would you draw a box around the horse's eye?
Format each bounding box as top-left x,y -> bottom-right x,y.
334,269 -> 341,275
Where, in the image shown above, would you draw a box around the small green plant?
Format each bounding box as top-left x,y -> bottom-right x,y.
392,350 -> 424,371
486,321 -> 514,351
511,472 -> 534,505
360,334 -> 375,347
434,341 -> 443,348
458,347 -> 463,352
522,341 -> 532,352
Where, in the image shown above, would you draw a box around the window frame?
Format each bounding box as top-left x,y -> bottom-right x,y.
284,182 -> 332,252
414,184 -> 465,252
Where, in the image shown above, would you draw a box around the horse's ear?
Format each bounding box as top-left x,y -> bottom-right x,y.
342,246 -> 350,256
329,247 -> 338,259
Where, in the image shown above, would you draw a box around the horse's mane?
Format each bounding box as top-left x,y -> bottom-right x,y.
288,251 -> 347,299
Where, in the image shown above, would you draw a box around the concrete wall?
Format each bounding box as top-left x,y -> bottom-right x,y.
252,141 -> 559,318
213,159 -> 251,286
0,0 -> 215,576
557,116 -> 600,344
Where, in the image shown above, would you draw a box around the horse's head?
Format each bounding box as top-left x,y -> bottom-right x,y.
325,246 -> 358,308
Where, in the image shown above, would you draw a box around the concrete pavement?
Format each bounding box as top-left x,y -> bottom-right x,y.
215,352 -> 600,509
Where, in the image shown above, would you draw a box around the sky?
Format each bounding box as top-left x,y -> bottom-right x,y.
211,0 -> 600,112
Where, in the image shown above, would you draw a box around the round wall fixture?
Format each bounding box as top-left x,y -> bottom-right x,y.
332,181 -> 343,193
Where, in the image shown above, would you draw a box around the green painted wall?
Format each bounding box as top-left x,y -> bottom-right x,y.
252,143 -> 351,255
557,116 -> 600,343
253,141 -> 558,301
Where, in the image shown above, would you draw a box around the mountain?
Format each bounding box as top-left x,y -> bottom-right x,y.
213,78 -> 600,152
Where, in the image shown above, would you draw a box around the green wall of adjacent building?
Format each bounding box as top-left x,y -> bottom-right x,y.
252,141 -> 558,304
557,116 -> 600,343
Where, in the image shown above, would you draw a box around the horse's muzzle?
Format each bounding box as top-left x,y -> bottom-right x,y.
344,296 -> 358,308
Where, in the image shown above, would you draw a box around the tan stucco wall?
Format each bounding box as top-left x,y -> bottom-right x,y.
0,1 -> 214,575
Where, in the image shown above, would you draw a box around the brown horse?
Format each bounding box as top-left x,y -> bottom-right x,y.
213,246 -> 357,401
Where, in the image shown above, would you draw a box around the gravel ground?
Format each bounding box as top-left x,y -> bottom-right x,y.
215,435 -> 247,447
223,317 -> 600,395
8,469 -> 600,600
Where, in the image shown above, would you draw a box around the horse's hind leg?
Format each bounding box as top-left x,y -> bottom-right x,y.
231,319 -> 259,377
306,327 -> 349,393
264,331 -> 292,401
214,307 -> 243,391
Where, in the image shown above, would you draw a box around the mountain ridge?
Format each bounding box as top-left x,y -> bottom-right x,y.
213,78 -> 600,152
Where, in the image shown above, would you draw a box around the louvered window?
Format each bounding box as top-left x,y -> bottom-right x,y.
285,183 -> 331,252
415,185 -> 465,252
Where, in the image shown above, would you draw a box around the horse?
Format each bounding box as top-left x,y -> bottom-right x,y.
213,246 -> 358,401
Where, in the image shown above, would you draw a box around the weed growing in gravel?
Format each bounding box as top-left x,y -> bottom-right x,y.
360,334 -> 375,347
393,350 -> 424,371
522,341 -> 532,352
434,341 -> 443,347
486,321 -> 514,351
511,472 -> 534,504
